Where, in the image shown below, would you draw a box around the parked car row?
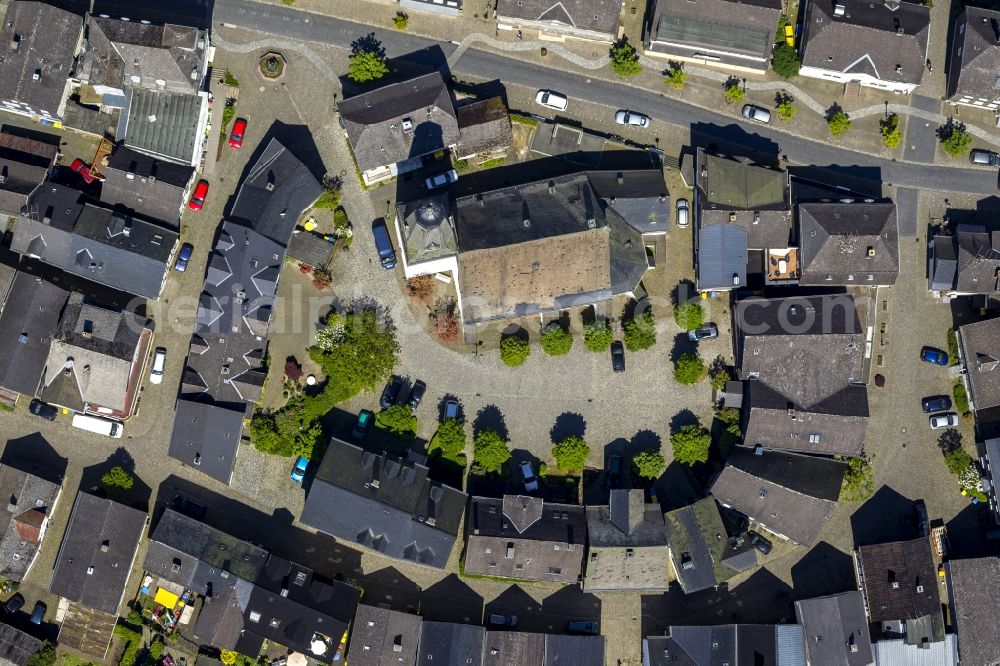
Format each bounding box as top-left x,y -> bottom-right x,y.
2,593 -> 45,624
380,376 -> 426,412
919,346 -> 959,429
486,614 -> 598,635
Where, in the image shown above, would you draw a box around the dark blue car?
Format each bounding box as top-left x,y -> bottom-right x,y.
174,243 -> 194,272
920,346 -> 949,366
921,395 -> 952,413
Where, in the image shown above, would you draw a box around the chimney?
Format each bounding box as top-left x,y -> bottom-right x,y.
867,246 -> 875,257
833,4 -> 846,16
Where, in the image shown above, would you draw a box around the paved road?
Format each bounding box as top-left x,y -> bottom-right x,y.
214,0 -> 1000,195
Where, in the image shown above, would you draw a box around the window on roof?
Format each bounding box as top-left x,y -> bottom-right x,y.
809,433 -> 821,444
249,611 -> 261,623
293,571 -> 307,586
269,618 -> 281,629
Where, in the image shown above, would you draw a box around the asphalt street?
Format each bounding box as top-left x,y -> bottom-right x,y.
214,0 -> 1000,195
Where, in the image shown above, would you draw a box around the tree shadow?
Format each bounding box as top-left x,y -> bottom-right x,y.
473,404 -> 509,441
825,102 -> 846,122
670,332 -> 699,363
849,485 -> 919,547
652,461 -> 702,511
789,541 -> 856,601
550,412 -> 586,443
436,394 -> 465,423
631,429 -> 662,453
0,433 -> 68,485
668,408 -> 699,432
421,574 -> 484,624
79,448 -> 151,512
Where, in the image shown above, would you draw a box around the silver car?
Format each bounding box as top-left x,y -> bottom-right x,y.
929,413 -> 959,429
615,110 -> 650,127
741,104 -> 771,123
970,149 -> 999,166
676,198 -> 690,228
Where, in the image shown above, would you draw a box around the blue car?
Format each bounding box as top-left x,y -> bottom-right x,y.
290,456 -> 308,483
174,243 -> 194,272
920,346 -> 949,366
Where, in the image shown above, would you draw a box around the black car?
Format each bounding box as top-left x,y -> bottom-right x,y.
29,601 -> 45,625
921,395 -> 952,413
605,455 -> 623,489
749,530 -> 772,555
610,341 -> 625,373
28,399 -> 57,421
380,376 -> 402,409
3,594 -> 24,614
407,380 -> 426,412
170,494 -> 207,520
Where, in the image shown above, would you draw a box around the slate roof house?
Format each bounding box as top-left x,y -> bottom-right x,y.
0,621 -> 43,666
483,631 -> 606,666
642,625 -> 807,665
38,294 -> 153,420
735,294 -> 869,457
928,224 -> 1000,300
645,0 -> 783,74
583,489 -> 669,592
465,495 -> 586,584
0,129 -> 59,219
0,272 -> 69,399
663,497 -> 756,594
144,509 -> 360,661
798,0 -> 930,94
0,0 -> 84,121
798,202 -> 899,286
99,147 -> 195,227
0,464 -> 62,583
945,556 -> 1000,666
710,448 -> 846,544
419,622 -> 485,664
854,537 -> 944,645
495,0 -> 624,42
958,317 -> 1000,429
794,591 -> 874,666
946,6 -> 1000,110
12,183 -> 180,299
301,437 -> 467,569
339,72 -> 460,186
50,492 -> 146,615
346,605 -> 422,666
695,150 -> 794,291
454,97 -> 513,163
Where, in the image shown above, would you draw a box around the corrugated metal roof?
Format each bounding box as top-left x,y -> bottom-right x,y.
873,635 -> 957,666
118,87 -> 206,165
698,223 -> 748,290
776,624 -> 806,666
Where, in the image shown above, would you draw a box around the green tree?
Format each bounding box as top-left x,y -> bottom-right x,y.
939,121 -> 973,157
149,642 -> 165,660
473,429 -> 511,473
540,324 -> 573,356
953,382 -> 970,415
674,352 -> 705,384
776,96 -> 797,121
348,49 -> 389,83
709,367 -> 731,391
880,113 -> 902,149
624,311 -> 657,351
770,43 -> 800,78
724,81 -> 745,105
944,448 -> 974,475
375,404 -> 418,439
430,419 -> 466,457
827,110 -> 852,137
101,466 -> 134,491
310,308 -> 398,395
26,642 -> 56,666
393,11 -> 409,29
671,424 -> 711,466
632,450 -> 666,479
610,38 -> 642,76
664,64 -> 687,90
552,435 -> 590,473
500,335 -> 531,367
673,302 -> 704,331
837,456 -> 874,501
583,321 -> 614,352
715,406 -> 742,456
220,651 -> 237,666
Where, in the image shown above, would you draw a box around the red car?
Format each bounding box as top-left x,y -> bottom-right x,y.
188,179 -> 209,210
70,159 -> 95,184
229,118 -> 247,149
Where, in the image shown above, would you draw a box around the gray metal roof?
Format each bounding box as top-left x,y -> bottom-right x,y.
0,272 -> 68,396
647,0 -> 781,65
872,635 -> 957,666
794,592 -> 874,666
928,235 -> 957,291
495,0 -> 623,39
49,491 -> 146,614
117,87 -> 206,165
698,223 -> 748,290
167,399 -> 244,484
645,624 -> 805,666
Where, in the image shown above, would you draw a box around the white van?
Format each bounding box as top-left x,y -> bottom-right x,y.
149,347 -> 166,385
71,413 -> 124,438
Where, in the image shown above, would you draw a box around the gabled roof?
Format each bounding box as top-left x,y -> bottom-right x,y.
946,557 -> 1000,666
346,605 -> 421,666
338,72 -> 459,173
418,621 -> 485,665
0,131 -> 56,217
794,592 -> 874,666
117,87 -> 206,166
663,497 -> 747,594
228,138 -> 323,246
465,495 -> 586,583
587,169 -> 671,235
454,97 -> 513,159
799,202 -> 899,285
0,272 -> 68,396
100,147 -> 194,226
710,448 -> 845,545
584,490 -> 669,591
954,225 -> 1000,294
49,492 -> 146,614
800,0 -> 930,86
928,234 -> 958,292
300,438 -> 467,569
167,399 -> 244,485
647,0 -> 781,66
495,0 -> 624,39
482,631 -> 544,665
0,464 -> 61,582
697,223 -> 748,290
959,317 -> 1000,413
0,1 -> 83,116
643,625 -> 806,666
0,621 -> 43,666
947,7 -> 1000,102
544,634 -> 606,666
856,538 -> 942,634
